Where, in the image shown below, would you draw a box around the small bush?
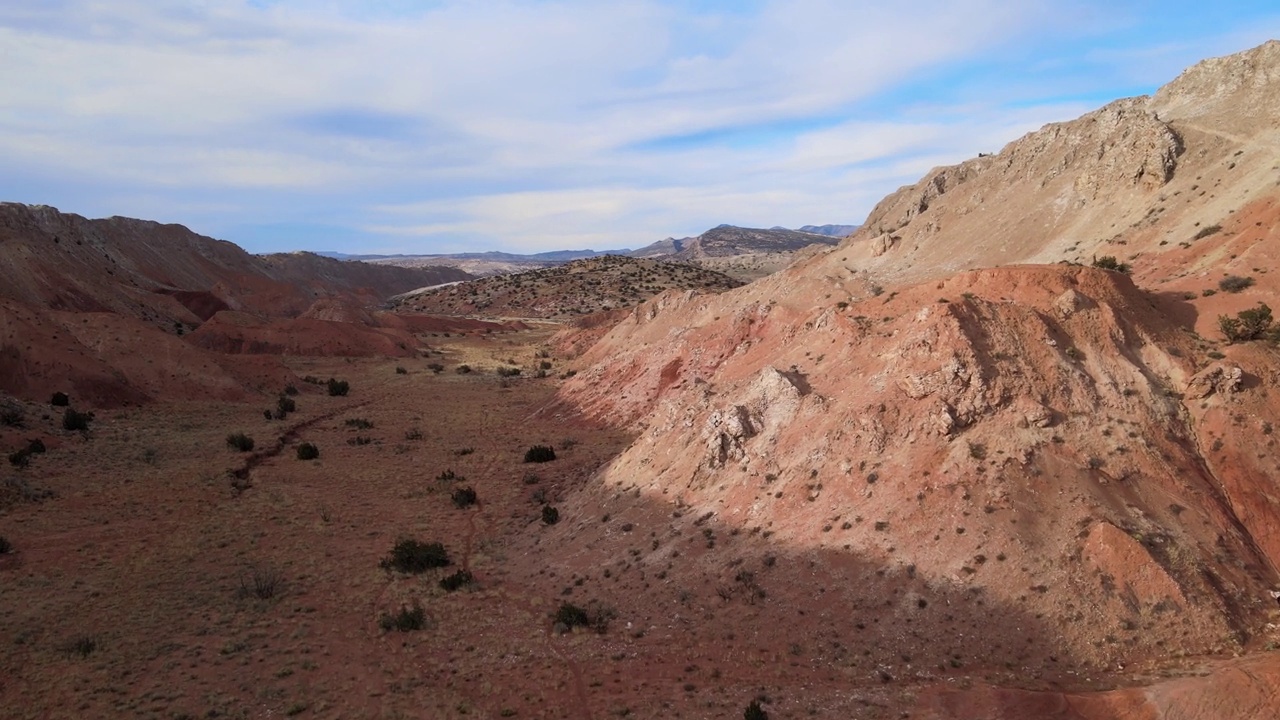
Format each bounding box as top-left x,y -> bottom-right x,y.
524,445 -> 556,463
496,366 -> 521,377
0,404 -> 23,427
296,443 -> 319,460
344,418 -> 374,430
395,366 -> 408,375
283,384 -> 298,396
347,436 -> 372,446
1219,303 -> 1275,343
455,364 -> 472,375
554,603 -> 590,628
0,536 -> 10,554
439,569 -> 474,592
744,700 -> 769,720
381,539 -> 450,573
427,363 -> 444,374
62,635 -> 97,658
451,486 -> 478,509
553,601 -> 613,633
50,392 -> 70,407
8,450 -> 30,469
1219,275 -> 1255,293
327,378 -> 350,396
277,395 -> 296,415
1193,224 -> 1223,240
1091,256 -> 1131,273
541,505 -> 560,525
454,447 -> 475,456
226,432 -> 255,452
404,428 -> 424,441
379,603 -> 427,632
62,408 -> 93,432
239,567 -> 283,600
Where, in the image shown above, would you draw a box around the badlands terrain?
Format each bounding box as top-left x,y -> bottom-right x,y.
5,41 -> 1280,720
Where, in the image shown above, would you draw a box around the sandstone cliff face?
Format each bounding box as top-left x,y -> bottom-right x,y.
550,42 -> 1280,708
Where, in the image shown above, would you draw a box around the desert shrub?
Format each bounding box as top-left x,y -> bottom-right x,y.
0,403 -> 23,427
404,428 -> 424,441
439,569 -> 474,592
744,700 -> 769,720
553,601 -> 613,633
554,603 -> 590,628
524,445 -> 556,463
0,536 -> 10,554
379,603 -> 427,632
226,432 -> 255,452
436,469 -> 460,483
347,436 -> 372,446
523,472 -> 541,485
239,567 -> 283,600
62,408 -> 93,432
395,366 -> 408,375
1091,256 -> 1131,273
1193,224 -> 1223,240
451,486 -> 478,509
454,447 -> 474,456
49,392 -> 70,407
8,450 -> 29,469
427,363 -> 444,374
541,505 -> 560,525
496,366 -> 521,377
326,378 -> 350,396
296,443 -> 319,460
1219,303 -> 1275,343
539,360 -> 553,370
1219,275 -> 1255,293
26,439 -> 45,454
344,418 -> 374,430
61,635 -> 97,658
381,539 -> 450,573
277,395 -> 296,415
283,384 -> 298,396
455,364 -> 472,374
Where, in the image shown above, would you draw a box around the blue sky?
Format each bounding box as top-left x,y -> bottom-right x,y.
3,1 -> 1279,254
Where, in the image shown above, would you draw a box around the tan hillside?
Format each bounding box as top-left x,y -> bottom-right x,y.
547,41 -> 1280,718
393,254 -> 744,320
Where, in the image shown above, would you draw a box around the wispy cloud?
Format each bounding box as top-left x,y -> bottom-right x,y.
0,1 -> 1275,253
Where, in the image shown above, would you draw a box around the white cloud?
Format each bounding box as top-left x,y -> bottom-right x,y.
0,1 -> 1274,252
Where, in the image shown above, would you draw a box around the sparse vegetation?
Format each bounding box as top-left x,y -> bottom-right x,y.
61,635 -> 98,658
439,569 -> 474,592
1091,255 -> 1131,273
455,364 -> 472,374
1193,224 -> 1223,240
541,505 -> 560,525
1219,303 -> 1275,343
553,601 -> 613,633
226,432 -> 255,452
379,603 -> 427,632
451,486 -> 478,509
0,403 -> 23,427
0,536 -> 11,554
496,366 -> 521,377
344,418 -> 374,430
239,566 -> 283,600
524,445 -> 556,463
296,442 -> 320,460
1218,275 -> 1255,293
744,699 -> 769,720
380,539 -> 450,573
49,392 -> 70,407
326,378 -> 350,396
62,408 -> 93,432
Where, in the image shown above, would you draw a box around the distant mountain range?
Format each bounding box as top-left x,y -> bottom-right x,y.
332,223 -> 857,280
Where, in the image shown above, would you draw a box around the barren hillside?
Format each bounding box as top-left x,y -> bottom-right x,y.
548,41 -> 1280,718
